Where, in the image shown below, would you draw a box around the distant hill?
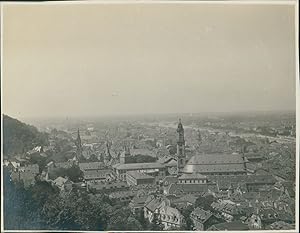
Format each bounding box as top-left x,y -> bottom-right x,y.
3,114 -> 49,158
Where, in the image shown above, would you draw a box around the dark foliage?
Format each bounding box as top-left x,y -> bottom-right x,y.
3,114 -> 49,157
195,194 -> 216,211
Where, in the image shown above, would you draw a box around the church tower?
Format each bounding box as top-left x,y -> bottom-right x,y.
75,129 -> 83,161
104,141 -> 112,165
120,146 -> 131,164
176,119 -> 186,175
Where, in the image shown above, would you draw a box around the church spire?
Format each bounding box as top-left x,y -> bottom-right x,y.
75,128 -> 82,161
176,118 -> 186,175
177,118 -> 185,145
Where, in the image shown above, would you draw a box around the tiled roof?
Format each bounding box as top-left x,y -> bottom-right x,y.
126,171 -> 154,180
145,198 -> 162,212
190,207 -> 213,223
130,196 -> 148,207
53,176 -> 68,187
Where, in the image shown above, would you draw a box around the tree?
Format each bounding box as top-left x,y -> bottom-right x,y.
107,206 -> 143,230
195,195 -> 215,211
180,205 -> 194,230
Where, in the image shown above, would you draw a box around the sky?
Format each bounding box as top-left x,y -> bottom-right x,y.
2,2 -> 297,119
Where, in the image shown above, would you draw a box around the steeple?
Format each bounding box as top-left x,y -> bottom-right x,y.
177,118 -> 185,145
120,145 -> 131,164
75,128 -> 82,161
104,141 -> 112,164
176,119 -> 186,175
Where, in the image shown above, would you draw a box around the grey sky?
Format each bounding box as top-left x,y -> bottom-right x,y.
2,3 -> 296,118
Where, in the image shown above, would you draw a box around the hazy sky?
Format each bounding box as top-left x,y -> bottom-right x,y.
2,3 -> 296,119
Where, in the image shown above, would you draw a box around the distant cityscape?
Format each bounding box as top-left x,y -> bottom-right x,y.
3,112 -> 296,231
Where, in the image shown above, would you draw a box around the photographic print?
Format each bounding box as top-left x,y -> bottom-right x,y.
1,1 -> 298,232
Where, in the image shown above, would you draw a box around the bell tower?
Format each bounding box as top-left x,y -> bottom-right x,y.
75,128 -> 83,161
176,119 -> 186,175
120,146 -> 131,164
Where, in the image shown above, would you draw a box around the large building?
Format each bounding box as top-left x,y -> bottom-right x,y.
113,162 -> 166,181
126,171 -> 155,186
175,119 -> 247,176
183,153 -> 248,176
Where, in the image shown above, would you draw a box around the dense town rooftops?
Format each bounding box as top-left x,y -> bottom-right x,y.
129,195 -> 148,208
190,207 -> 213,223
145,198 -> 162,212
113,162 -> 165,170
166,183 -> 214,195
208,174 -> 277,188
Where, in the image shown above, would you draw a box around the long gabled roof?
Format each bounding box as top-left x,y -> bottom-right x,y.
183,153 -> 246,174
113,162 -> 165,170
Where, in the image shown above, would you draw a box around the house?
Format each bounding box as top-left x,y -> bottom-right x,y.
170,194 -> 198,210
53,176 -> 73,192
211,201 -> 244,222
190,207 -> 220,230
259,208 -> 280,227
83,169 -> 113,182
159,205 -> 184,229
144,195 -> 166,222
143,194 -> 184,229
126,171 -> 155,186
246,213 -> 262,230
129,195 -> 148,214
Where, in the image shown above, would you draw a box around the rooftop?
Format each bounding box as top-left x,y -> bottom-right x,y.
126,171 -> 154,180
190,207 -> 213,223
113,162 -> 165,170
179,173 -> 207,180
